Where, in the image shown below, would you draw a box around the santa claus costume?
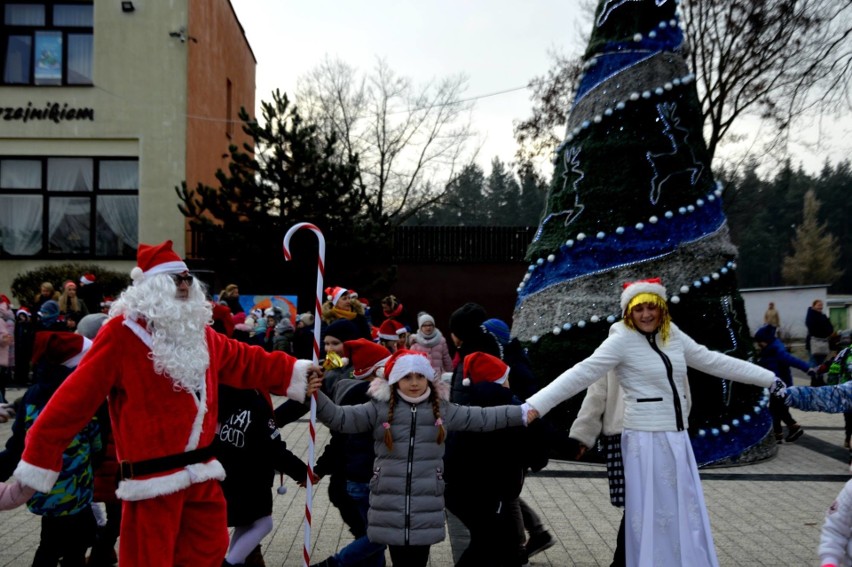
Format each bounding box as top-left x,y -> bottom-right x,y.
14,240 -> 311,567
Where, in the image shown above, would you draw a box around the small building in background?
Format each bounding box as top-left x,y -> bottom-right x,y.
739,284 -> 850,340
0,0 -> 255,299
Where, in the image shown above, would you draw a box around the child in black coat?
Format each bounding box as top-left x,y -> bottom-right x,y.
216,385 -> 309,567
444,352 -> 529,567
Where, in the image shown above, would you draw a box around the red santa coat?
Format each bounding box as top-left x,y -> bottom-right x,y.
15,315 -> 309,501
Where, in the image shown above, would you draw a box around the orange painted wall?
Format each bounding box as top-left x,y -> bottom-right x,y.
185,0 -> 256,239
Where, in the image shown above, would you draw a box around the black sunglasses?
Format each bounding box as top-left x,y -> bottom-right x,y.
171,274 -> 194,286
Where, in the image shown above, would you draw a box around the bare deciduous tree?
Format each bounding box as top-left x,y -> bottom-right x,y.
296,57 -> 479,225
515,0 -> 852,170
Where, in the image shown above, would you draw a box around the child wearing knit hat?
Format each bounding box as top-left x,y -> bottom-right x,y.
306,349 -> 532,567
409,312 -> 453,377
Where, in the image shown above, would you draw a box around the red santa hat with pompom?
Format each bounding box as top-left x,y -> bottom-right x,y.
620,277 -> 667,314
384,349 -> 436,385
378,318 -> 406,341
325,286 -> 348,306
130,240 -> 188,283
32,331 -> 93,368
462,351 -> 510,387
344,339 -> 392,379
79,273 -> 96,285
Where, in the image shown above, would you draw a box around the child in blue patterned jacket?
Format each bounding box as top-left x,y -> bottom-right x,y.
0,331 -> 101,566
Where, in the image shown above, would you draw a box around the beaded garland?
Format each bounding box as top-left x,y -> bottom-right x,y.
514,0 -> 772,467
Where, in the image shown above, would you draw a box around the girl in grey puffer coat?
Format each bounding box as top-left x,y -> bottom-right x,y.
314,350 -> 527,567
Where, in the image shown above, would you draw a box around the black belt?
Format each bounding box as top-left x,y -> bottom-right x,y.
118,445 -> 216,480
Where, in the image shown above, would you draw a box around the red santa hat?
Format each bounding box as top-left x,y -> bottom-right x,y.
0,295 -> 9,306
620,277 -> 667,314
325,286 -> 348,306
130,240 -> 188,283
16,306 -> 31,318
79,273 -> 96,285
344,339 -> 392,379
32,331 -> 93,368
462,352 -> 510,387
384,349 -> 436,385
378,319 -> 406,341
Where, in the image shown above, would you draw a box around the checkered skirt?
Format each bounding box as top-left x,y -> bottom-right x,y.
603,433 -> 625,507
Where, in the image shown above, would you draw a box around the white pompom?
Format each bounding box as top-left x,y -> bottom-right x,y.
130,267 -> 144,282
340,357 -> 349,367
462,378 -> 471,386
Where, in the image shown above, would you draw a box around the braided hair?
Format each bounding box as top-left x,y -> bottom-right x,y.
383,380 -> 446,450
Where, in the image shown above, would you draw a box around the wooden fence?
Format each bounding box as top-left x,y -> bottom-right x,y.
391,226 -> 536,263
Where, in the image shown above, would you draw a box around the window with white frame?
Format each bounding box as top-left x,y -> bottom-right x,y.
0,156 -> 138,258
2,2 -> 93,86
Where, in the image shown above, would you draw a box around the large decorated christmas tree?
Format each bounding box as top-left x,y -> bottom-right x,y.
513,0 -> 772,465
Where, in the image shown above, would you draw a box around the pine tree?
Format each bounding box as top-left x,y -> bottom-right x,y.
513,0 -> 771,465
517,161 -> 548,227
429,163 -> 487,226
782,190 -> 844,285
486,158 -> 523,225
176,90 -> 387,297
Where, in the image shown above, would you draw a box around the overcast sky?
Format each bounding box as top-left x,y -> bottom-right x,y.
229,1 -> 850,176
229,0 -> 587,172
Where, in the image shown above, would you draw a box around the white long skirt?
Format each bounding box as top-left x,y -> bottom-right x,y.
621,429 -> 719,567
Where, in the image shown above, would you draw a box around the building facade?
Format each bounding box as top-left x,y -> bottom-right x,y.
0,0 -> 255,301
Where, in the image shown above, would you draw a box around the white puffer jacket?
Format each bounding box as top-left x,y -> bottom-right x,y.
529,322 -> 774,432
820,478 -> 852,567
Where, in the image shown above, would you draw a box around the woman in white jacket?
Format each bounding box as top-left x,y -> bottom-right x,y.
527,278 -> 782,567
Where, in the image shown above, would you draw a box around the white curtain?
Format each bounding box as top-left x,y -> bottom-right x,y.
4,5 -> 45,25
0,159 -> 41,189
49,197 -> 90,253
53,5 -> 92,27
0,195 -> 41,255
99,161 -> 138,190
98,195 -> 138,249
67,34 -> 93,85
47,158 -> 93,192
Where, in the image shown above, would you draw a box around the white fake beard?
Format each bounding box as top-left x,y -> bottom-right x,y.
111,274 -> 212,393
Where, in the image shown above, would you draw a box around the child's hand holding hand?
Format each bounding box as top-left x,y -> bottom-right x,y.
298,470 -> 321,488
306,372 -> 324,399
520,403 -> 539,426
0,403 -> 15,424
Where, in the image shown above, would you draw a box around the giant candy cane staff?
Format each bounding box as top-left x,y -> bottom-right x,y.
283,222 -> 325,567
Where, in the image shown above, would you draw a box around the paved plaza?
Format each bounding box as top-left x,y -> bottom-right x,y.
0,372 -> 846,566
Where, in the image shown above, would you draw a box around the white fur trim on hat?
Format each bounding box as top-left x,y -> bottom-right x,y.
387,353 -> 436,385
62,336 -> 93,368
620,281 -> 667,313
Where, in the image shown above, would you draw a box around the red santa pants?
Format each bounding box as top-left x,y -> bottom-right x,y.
119,479 -> 229,566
